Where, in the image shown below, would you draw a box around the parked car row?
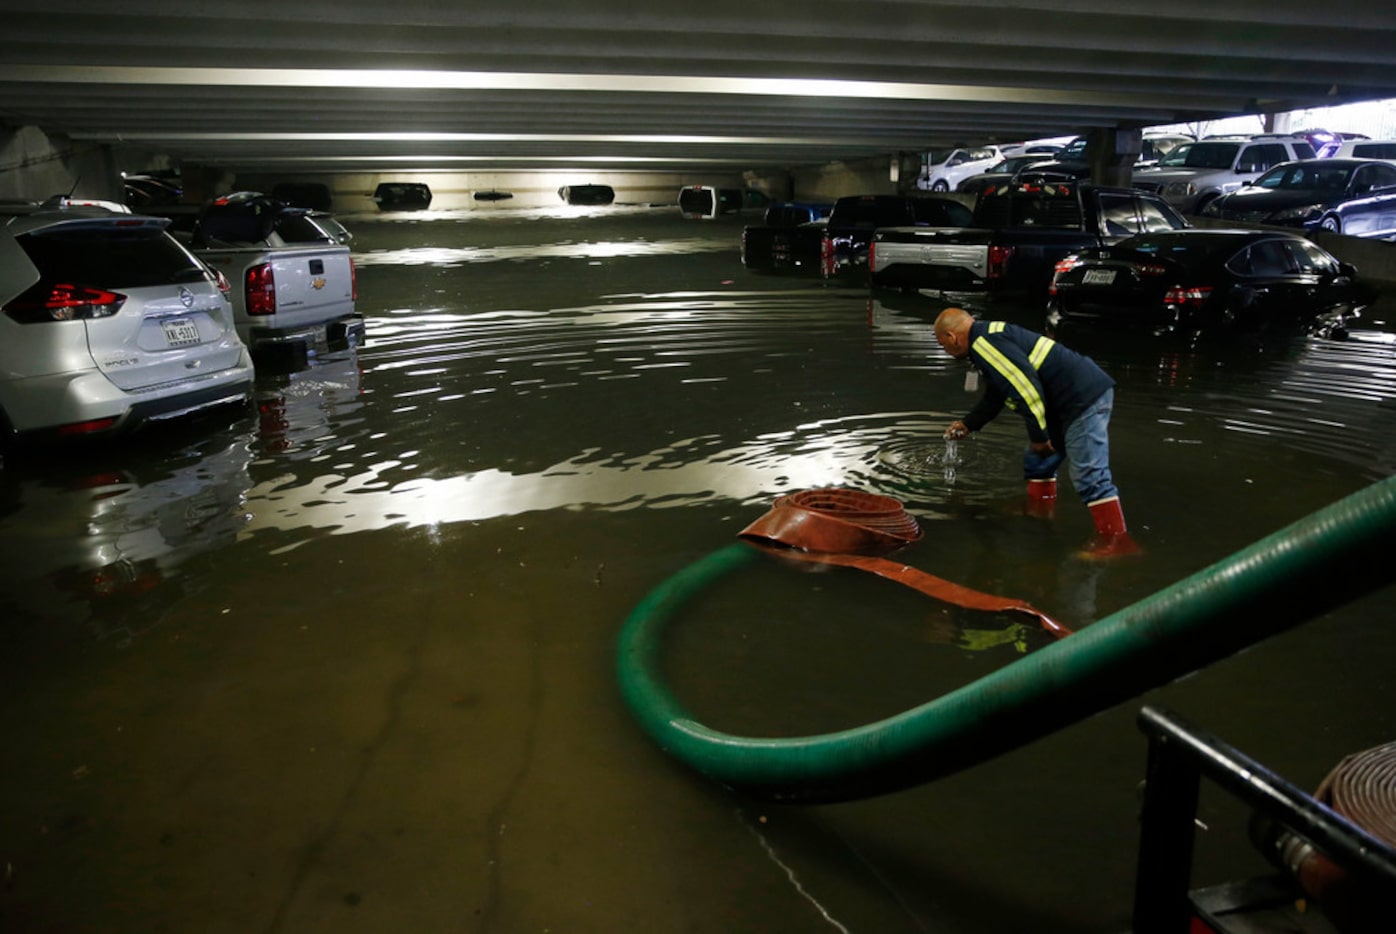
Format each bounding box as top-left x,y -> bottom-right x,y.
737,171 -> 1381,343
937,133 -> 1196,195
0,193 -> 363,447
1199,158 -> 1396,238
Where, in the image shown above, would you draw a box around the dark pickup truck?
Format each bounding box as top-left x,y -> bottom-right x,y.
742,194 -> 971,279
868,179 -> 1189,294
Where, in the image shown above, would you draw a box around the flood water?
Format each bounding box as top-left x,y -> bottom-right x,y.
2,205 -> 1394,933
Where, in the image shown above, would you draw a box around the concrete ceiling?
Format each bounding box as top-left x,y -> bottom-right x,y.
3,1 -> 1396,175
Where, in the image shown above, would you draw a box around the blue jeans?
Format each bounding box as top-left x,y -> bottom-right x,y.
1063,389 -> 1118,504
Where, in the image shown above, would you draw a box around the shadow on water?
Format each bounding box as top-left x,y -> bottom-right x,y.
2,206 -> 1395,932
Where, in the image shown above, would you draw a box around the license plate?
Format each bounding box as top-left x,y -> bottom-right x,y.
162,317 -> 201,347
1082,269 -> 1116,286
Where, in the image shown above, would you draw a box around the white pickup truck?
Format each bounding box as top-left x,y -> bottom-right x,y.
187,192 -> 363,368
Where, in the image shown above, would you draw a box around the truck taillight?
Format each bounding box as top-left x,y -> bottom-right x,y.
987,245 -> 1014,280
868,241 -> 877,273
350,256 -> 357,302
245,263 -> 276,316
820,234 -> 834,279
4,283 -> 126,323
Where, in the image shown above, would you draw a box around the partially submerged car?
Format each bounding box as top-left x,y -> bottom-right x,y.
1047,228 -> 1371,337
559,184 -> 615,205
678,185 -> 769,219
373,182 -> 432,211
0,201 -> 253,443
272,182 -> 333,212
188,192 -> 362,368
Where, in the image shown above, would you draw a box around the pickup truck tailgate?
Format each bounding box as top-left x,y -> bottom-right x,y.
871,227 -> 995,290
202,245 -> 356,336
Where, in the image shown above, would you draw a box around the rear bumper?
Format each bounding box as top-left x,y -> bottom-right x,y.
0,359 -> 253,440
1048,298 -> 1180,332
244,314 -> 366,367
872,262 -> 988,291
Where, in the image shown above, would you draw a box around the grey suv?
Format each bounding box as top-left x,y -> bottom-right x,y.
1132,137 -> 1318,214
0,201 -> 254,443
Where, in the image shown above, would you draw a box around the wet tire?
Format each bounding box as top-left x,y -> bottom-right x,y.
1320,215 -> 1342,234
931,180 -> 949,193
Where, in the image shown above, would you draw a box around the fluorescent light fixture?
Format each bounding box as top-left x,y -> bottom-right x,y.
77,132 -> 834,146
0,64 -> 1173,108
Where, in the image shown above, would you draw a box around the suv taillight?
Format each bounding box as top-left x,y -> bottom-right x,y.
214,269 -> 232,299
350,256 -> 357,302
868,241 -> 878,273
987,245 -> 1014,280
3,283 -> 126,323
820,234 -> 835,279
245,263 -> 276,316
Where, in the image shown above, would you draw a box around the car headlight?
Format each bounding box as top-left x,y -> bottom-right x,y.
1271,204 -> 1325,224
1163,181 -> 1196,198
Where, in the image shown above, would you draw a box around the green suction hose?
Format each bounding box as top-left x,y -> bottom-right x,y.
616,476 -> 1396,804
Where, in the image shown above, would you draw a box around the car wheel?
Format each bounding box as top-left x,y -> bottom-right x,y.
931,180 -> 949,193
1320,215 -> 1342,235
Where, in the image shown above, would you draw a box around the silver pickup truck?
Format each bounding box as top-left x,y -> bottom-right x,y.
188,192 -> 363,368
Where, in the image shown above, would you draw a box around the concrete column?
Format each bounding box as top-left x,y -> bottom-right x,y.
1085,128 -> 1142,187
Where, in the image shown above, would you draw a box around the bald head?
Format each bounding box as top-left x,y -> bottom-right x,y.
933,307 -> 974,358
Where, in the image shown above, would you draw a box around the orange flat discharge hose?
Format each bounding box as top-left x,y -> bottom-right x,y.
738,488 -> 1071,639
777,549 -> 1072,639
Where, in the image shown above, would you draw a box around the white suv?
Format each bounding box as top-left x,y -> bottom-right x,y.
1132,136 -> 1317,214
1329,138 -> 1396,164
917,146 -> 1003,192
0,201 -> 253,443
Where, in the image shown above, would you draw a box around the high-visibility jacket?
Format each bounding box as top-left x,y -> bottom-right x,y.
960,321 -> 1114,446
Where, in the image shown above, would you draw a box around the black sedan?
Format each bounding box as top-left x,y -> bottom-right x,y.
1201,158 -> 1396,238
957,155 -> 1058,195
1046,229 -> 1372,335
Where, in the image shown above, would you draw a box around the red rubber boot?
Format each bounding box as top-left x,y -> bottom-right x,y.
1079,496 -> 1141,559
1025,478 -> 1057,519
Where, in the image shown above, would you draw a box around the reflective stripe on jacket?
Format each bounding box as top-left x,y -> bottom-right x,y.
961,321 -> 1114,445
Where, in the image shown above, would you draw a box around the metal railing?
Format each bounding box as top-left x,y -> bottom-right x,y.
1132,705 -> 1396,933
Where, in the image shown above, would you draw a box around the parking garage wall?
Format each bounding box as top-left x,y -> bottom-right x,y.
0,126 -> 122,203
230,171 -> 754,212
